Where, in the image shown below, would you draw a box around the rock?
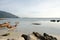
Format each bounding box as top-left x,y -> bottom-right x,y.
7,39 -> 10,40
30,32 -> 57,40
43,33 -> 49,37
32,32 -> 41,38
1,33 -> 10,36
32,32 -> 45,40
28,34 -> 39,40
43,33 -> 57,40
50,20 -> 56,22
53,37 -> 57,40
21,34 -> 29,40
57,20 -> 60,22
0,32 -> 57,40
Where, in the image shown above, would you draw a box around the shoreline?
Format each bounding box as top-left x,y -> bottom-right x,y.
0,31 -> 59,40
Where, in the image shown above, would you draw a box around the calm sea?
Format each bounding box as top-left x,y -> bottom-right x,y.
0,18 -> 60,35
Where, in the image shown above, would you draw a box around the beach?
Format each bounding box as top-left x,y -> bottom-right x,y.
0,18 -> 60,40
0,31 -> 59,40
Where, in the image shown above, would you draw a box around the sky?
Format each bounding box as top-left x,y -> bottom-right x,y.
0,0 -> 60,18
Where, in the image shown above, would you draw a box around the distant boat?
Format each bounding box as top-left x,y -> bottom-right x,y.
32,23 -> 41,25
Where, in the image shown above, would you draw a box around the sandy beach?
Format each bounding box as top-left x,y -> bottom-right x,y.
0,31 -> 24,40
0,31 -> 59,40
0,18 -> 60,40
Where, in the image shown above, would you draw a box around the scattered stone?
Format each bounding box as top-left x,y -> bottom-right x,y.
43,33 -> 57,40
32,32 -> 41,38
50,20 -> 60,22
7,39 -> 10,40
21,34 -> 28,40
0,32 -> 57,40
57,20 -> 60,22
30,32 -> 57,40
1,33 -> 10,36
32,32 -> 46,40
43,33 -> 49,37
50,20 -> 56,22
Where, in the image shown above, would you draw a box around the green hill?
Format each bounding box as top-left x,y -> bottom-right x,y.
0,11 -> 19,18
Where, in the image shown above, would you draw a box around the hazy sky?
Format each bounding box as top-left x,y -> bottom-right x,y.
0,0 -> 60,18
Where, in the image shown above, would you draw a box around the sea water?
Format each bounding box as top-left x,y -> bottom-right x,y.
0,18 -> 60,35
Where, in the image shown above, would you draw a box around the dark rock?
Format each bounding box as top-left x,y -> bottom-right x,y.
1,33 -> 10,36
57,20 -> 60,22
32,32 -> 46,40
7,39 -> 10,40
53,37 -> 57,40
43,33 -> 49,37
32,32 -> 41,38
50,20 -> 56,22
43,33 -> 57,40
21,34 -> 28,40
21,32 -> 57,40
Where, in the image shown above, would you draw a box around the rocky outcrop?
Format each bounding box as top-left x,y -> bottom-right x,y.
0,32 -> 57,40
50,20 -> 56,22
57,20 -> 60,22
50,20 -> 60,22
21,32 -> 57,40
43,33 -> 57,40
21,34 -> 29,40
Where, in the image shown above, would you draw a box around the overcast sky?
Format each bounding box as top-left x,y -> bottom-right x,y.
0,0 -> 60,18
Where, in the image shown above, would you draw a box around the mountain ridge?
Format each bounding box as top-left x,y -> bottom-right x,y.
0,11 -> 19,18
